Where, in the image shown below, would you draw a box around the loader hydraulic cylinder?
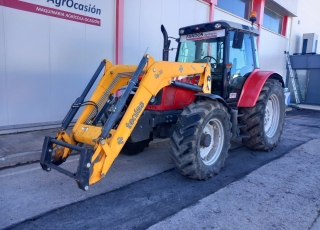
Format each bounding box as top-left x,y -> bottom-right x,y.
99,55 -> 149,140
61,60 -> 106,130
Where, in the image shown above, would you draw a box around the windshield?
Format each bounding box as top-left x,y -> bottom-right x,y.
177,30 -> 225,70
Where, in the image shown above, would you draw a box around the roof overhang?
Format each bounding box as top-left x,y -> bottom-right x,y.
266,0 -> 298,17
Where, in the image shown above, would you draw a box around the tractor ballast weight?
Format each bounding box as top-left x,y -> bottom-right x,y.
40,20 -> 285,190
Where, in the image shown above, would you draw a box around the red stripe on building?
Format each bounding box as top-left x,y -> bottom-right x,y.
252,0 -> 265,48
202,0 -> 217,21
0,0 -> 101,26
116,0 -> 124,64
281,16 -> 288,36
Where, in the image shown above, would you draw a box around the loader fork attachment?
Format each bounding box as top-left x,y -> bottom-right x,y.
40,136 -> 93,190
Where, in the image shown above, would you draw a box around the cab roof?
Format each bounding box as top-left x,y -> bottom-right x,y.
179,20 -> 259,36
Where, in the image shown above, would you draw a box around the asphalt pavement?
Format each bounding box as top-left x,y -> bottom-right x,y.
0,108 -> 320,229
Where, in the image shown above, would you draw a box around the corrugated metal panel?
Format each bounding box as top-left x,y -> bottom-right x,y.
3,6 -> 51,126
139,0 -> 162,62
160,0 -> 180,62
123,0 -> 141,64
0,0 -> 115,131
0,5 -> 8,127
123,0 -> 209,64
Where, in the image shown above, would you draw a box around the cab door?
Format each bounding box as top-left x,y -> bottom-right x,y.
227,31 -> 255,102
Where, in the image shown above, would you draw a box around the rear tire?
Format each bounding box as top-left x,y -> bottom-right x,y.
170,100 -> 231,180
239,79 -> 285,150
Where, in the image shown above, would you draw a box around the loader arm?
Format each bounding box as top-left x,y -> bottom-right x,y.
40,54 -> 211,190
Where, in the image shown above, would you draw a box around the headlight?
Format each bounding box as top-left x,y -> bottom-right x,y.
214,23 -> 222,29
149,96 -> 156,104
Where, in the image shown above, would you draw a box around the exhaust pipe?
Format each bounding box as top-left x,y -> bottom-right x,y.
161,25 -> 171,61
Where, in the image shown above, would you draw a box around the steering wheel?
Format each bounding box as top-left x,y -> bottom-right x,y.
202,55 -> 218,69
203,55 -> 217,63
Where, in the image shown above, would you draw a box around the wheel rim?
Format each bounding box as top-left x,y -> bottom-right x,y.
264,94 -> 280,138
200,118 -> 224,166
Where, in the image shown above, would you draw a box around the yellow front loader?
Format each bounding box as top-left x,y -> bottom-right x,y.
40,54 -> 212,190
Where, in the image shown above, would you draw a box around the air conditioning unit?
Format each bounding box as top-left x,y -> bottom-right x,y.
302,33 -> 318,54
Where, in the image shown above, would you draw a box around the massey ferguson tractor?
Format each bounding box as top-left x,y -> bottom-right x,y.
40,19 -> 285,190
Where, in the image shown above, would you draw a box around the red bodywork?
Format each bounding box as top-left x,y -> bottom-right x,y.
237,70 -> 284,107
142,70 -> 284,110
146,76 -> 199,111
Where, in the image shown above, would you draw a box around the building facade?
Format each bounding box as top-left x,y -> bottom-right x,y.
0,0 -> 318,133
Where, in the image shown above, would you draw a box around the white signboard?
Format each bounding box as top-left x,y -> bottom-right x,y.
180,29 -> 225,42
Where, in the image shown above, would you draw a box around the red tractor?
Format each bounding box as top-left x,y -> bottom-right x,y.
119,20 -> 285,179
40,20 -> 285,189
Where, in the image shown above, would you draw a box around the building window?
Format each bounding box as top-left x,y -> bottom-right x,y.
263,7 -> 283,34
217,0 -> 251,20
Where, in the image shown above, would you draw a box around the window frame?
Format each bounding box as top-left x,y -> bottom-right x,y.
216,0 -> 252,20
263,7 -> 284,34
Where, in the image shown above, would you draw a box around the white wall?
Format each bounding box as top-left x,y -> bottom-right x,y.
289,0 -> 320,54
123,0 -> 209,64
273,0 -> 298,16
215,8 -> 288,79
0,0 -> 115,129
3,0 -> 313,130
214,7 -> 252,27
259,28 -> 287,77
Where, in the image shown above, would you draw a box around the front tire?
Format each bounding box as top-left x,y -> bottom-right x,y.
170,101 -> 231,180
239,79 -> 285,150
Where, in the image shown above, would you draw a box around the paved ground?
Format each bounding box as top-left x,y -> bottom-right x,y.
0,128 -> 71,168
150,139 -> 320,230
0,109 -> 320,229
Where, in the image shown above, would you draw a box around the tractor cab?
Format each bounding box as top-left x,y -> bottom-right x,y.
176,21 -> 260,103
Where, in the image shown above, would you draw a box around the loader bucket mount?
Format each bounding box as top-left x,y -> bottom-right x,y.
40,137 -> 93,190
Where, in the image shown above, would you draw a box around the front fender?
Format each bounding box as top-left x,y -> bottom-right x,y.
237,70 -> 284,107
195,93 -> 229,109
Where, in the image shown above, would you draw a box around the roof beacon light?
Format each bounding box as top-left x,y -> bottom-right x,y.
249,11 -> 257,26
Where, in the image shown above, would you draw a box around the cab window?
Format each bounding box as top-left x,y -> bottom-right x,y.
229,30 -> 254,92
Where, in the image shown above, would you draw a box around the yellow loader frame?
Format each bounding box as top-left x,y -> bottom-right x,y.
40,54 -> 211,190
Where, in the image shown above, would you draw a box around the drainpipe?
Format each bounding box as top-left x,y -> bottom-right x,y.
252,0 -> 265,49
202,0 -> 217,21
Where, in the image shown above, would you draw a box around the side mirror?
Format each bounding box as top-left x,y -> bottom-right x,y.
232,31 -> 244,49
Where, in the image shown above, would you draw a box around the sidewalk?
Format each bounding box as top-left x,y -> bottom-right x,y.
0,127 -> 171,169
0,128 -> 59,168
149,138 -> 320,230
